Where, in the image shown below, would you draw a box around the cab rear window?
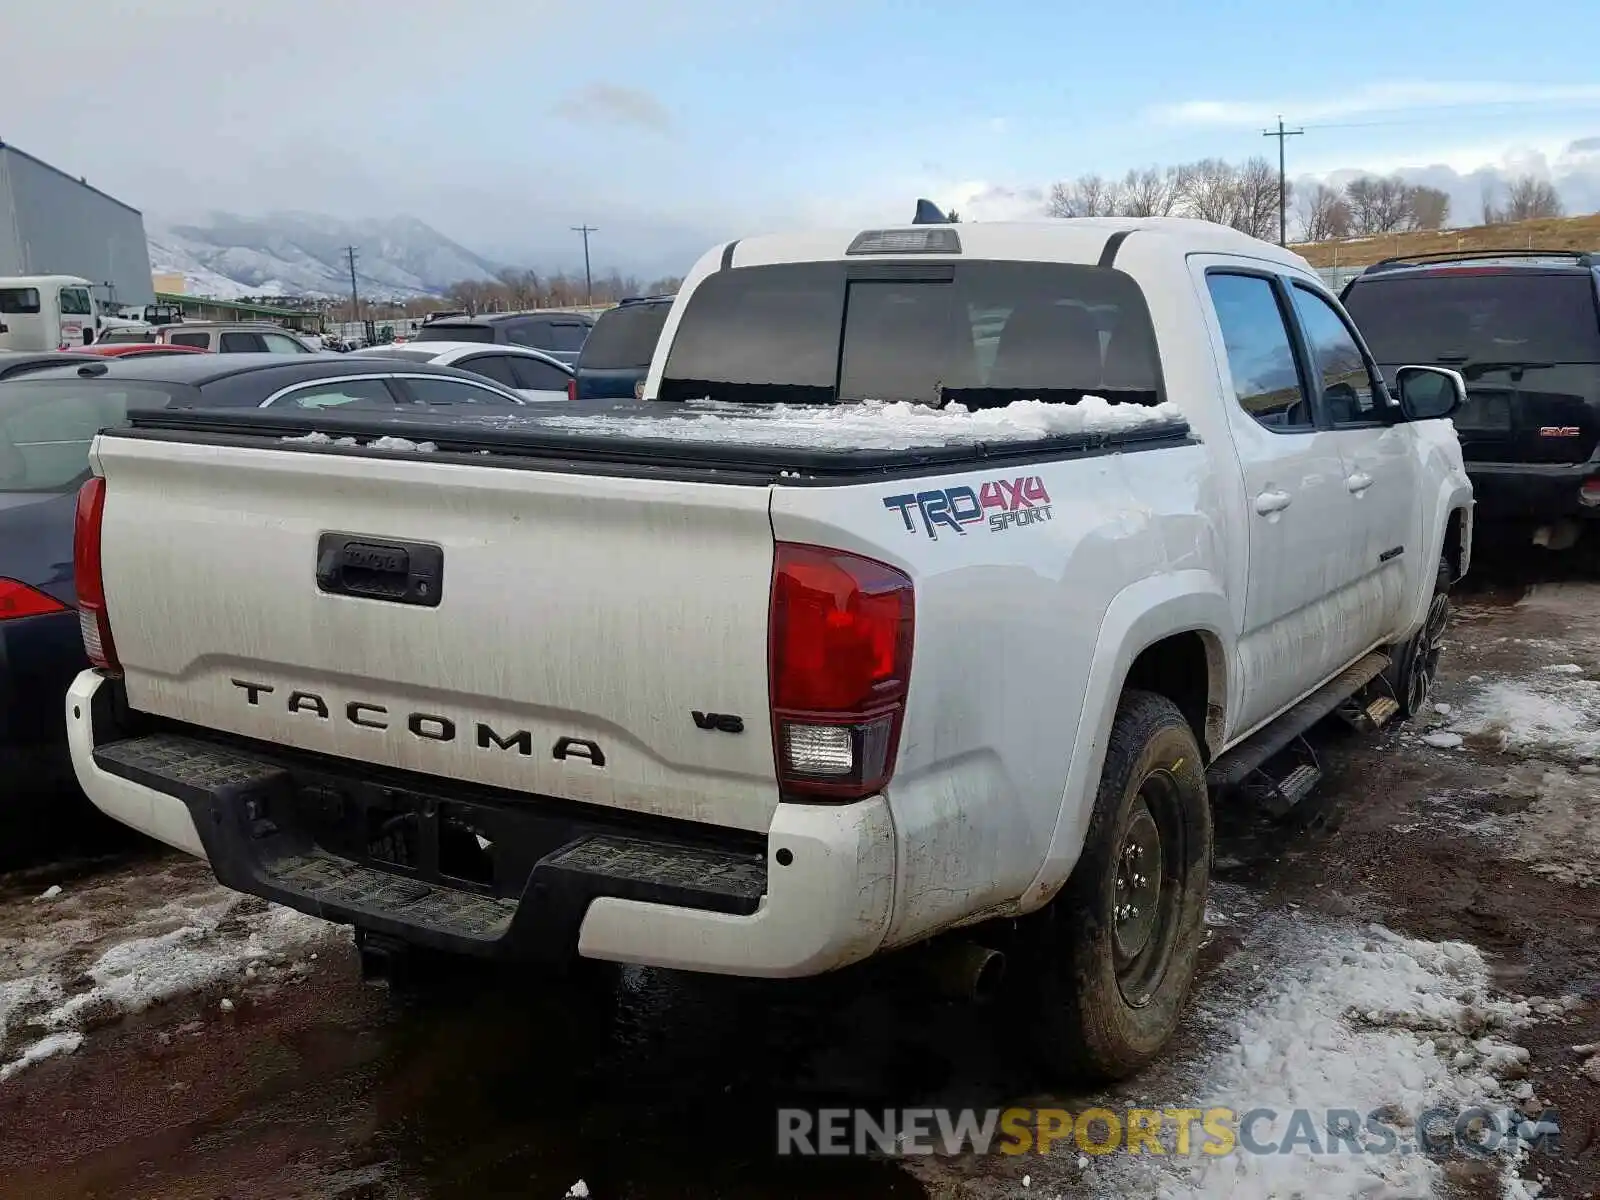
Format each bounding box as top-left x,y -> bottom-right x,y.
659,261 -> 1162,407
579,304 -> 670,370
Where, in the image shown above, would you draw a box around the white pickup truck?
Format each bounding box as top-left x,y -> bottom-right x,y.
66,217 -> 1473,1080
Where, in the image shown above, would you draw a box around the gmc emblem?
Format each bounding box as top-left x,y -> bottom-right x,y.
1539,426 -> 1581,438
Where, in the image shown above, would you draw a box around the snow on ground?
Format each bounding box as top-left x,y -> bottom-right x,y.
1097,915 -> 1550,1199
1452,675 -> 1600,764
514,396 -> 1188,451
0,859 -> 337,1084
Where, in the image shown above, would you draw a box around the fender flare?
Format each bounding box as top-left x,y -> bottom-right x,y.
1398,484 -> 1474,638
1016,570 -> 1233,913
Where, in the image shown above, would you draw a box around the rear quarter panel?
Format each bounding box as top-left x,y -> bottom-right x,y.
770,440 -> 1230,946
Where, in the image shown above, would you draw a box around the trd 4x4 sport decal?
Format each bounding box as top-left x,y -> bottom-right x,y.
884,475 -> 1053,540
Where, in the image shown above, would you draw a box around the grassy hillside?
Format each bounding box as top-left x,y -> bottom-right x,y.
1293,212 -> 1600,269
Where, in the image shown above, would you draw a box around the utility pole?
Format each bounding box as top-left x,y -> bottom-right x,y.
1261,116 -> 1303,246
571,225 -> 597,307
345,246 -> 361,325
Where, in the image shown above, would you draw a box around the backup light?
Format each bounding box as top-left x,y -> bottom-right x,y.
769,543 -> 914,801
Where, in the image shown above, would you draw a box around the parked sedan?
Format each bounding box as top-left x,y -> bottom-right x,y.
0,354 -> 527,833
348,340 -> 573,402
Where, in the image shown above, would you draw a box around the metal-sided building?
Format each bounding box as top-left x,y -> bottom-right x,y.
0,141 -> 155,308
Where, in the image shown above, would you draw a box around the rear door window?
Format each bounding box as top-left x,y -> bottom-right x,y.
169,331 -> 212,349
659,262 -> 1159,407
397,376 -> 521,406
267,379 -> 397,410
1205,272 -> 1315,430
261,332 -> 310,354
509,357 -> 571,392
1344,272 -> 1600,365
455,354 -> 518,387
579,305 -> 669,369
220,332 -> 269,353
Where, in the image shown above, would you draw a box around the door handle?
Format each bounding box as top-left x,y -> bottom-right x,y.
1346,472 -> 1373,494
1254,489 -> 1292,515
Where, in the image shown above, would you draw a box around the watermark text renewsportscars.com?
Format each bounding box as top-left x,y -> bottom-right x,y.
776,1105 -> 1561,1159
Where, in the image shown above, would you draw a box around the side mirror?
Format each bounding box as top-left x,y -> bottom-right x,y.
1394,365 -> 1465,421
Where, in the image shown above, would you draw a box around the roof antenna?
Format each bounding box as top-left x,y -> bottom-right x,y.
912,198 -> 951,225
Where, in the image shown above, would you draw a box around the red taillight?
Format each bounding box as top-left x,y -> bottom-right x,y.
567,378 -> 578,402
1581,478 -> 1600,507
0,579 -> 68,620
73,476 -> 120,672
769,543 -> 914,801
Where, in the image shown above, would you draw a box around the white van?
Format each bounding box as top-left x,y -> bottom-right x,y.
0,275 -> 101,351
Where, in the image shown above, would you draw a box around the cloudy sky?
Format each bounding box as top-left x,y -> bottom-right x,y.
3,0 -> 1597,277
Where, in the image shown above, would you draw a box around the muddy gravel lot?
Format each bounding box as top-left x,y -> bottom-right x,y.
2,556 -> 1597,1200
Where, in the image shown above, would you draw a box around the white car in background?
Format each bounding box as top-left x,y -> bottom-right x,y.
350,340 -> 573,402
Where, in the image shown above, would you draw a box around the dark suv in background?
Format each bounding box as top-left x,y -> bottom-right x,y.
413,311 -> 594,365
572,295 -> 673,400
1342,250 -> 1600,551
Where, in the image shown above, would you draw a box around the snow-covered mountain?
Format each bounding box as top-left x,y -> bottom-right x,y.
146,211 -> 504,300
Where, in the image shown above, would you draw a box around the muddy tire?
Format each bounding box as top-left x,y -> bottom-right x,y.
1019,689 -> 1212,1082
1387,557 -> 1452,719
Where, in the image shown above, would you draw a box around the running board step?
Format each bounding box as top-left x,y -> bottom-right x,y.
1335,692 -> 1402,733
1244,760 -> 1323,817
1207,651 -> 1390,791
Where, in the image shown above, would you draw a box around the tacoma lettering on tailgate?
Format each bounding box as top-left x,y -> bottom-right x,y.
883,475 -> 1052,540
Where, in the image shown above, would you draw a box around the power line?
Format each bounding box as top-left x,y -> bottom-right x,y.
571,225 -> 597,307
1262,116 -> 1304,246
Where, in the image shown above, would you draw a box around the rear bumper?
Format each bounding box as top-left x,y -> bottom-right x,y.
1467,459 -> 1600,520
65,671 -> 895,977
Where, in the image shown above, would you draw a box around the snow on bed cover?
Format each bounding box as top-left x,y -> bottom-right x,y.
467,396 -> 1187,451
1100,917 -> 1551,1199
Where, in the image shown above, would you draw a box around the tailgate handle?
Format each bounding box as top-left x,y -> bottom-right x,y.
316,533 -> 443,607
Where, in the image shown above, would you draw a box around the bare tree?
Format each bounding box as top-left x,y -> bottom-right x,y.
1233,157 -> 1285,241
1175,158 -> 1241,226
1501,175 -> 1564,221
1296,182 -> 1353,242
1118,166 -> 1181,217
1046,174 -> 1122,217
1409,185 -> 1450,231
1480,180 -> 1501,225
1343,177 -> 1414,235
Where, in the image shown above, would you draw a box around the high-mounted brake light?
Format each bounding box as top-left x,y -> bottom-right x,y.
0,579 -> 67,620
769,543 -> 914,801
73,476 -> 120,672
846,227 -> 961,256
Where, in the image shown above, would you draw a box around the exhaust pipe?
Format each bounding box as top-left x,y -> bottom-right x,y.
921,940 -> 1007,1004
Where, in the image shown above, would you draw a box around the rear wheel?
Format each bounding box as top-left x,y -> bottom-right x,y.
1018,690 -> 1212,1081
